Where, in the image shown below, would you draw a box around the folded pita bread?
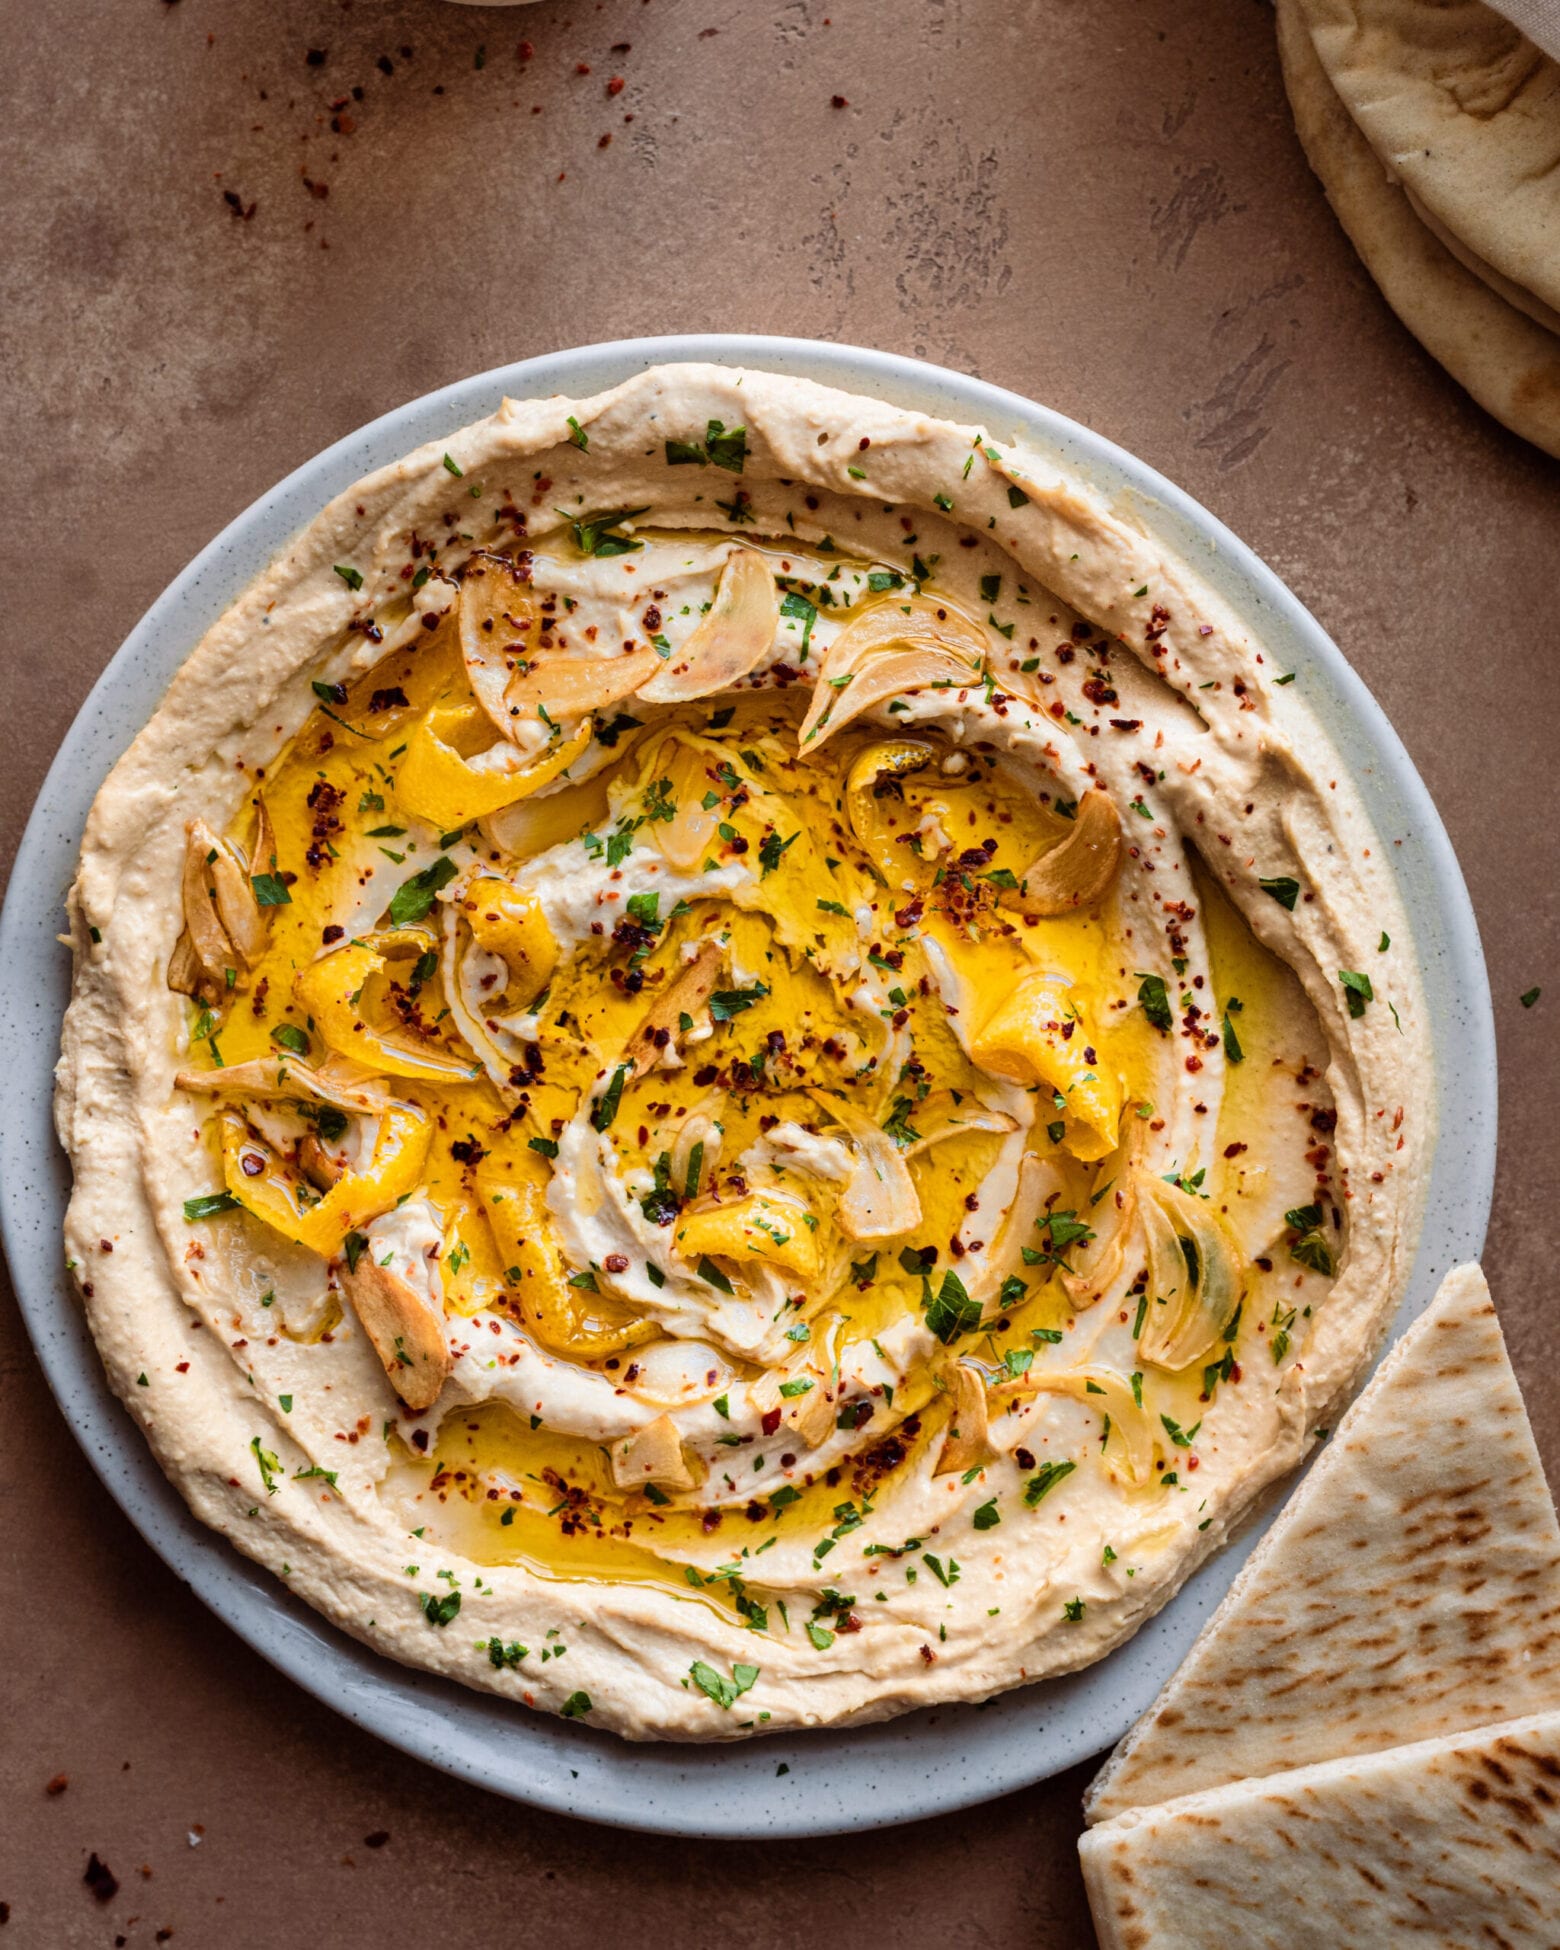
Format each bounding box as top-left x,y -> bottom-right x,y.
1080,1707 -> 1560,1950
1277,0 -> 1560,460
1296,0 -> 1560,320
1086,1264 -> 1560,1821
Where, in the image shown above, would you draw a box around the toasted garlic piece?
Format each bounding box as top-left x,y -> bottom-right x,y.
611,1413 -> 697,1493
1060,1173 -> 1138,1311
1137,1175 -> 1247,1373
624,937 -> 725,1078
1005,1365 -> 1154,1488
638,548 -> 780,702
796,594 -> 989,749
805,1088 -> 921,1241
298,1132 -> 346,1192
752,1367 -> 836,1449
505,644 -> 661,724
902,1092 -> 1020,1158
338,1255 -> 451,1413
1016,789 -> 1123,916
170,819 -> 274,1002
964,1152 -> 1060,1309
174,1054 -> 388,1115
801,649 -> 982,753
458,551 -> 537,740
934,1363 -> 995,1477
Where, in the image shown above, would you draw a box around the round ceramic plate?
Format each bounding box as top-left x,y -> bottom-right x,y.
0,336 -> 1495,1838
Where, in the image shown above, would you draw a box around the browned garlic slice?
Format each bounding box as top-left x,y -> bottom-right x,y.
638,548 -> 781,702
337,1254 -> 451,1413
751,1365 -> 837,1448
1137,1177 -> 1247,1373
934,1362 -> 996,1477
1004,1364 -> 1154,1488
505,644 -> 660,724
805,1088 -> 921,1240
796,594 -> 989,749
169,817 -> 273,1003
173,1053 -> 388,1115
623,937 -> 726,1078
458,550 -> 536,739
963,1151 -> 1058,1309
610,1413 -> 698,1493
1015,787 -> 1123,915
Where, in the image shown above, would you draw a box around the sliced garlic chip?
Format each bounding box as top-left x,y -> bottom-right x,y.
1009,1365 -> 1154,1488
796,593 -> 989,749
1015,788 -> 1123,916
174,1054 -> 388,1116
458,550 -> 537,740
805,1088 -> 921,1241
1137,1176 -> 1248,1374
610,1413 -> 697,1493
751,1365 -> 836,1449
638,548 -> 781,702
934,1362 -> 996,1477
623,936 -> 726,1078
964,1151 -> 1061,1309
505,644 -> 662,725
338,1254 -> 451,1413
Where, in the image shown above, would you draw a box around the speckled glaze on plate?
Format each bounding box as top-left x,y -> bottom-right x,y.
0,336 -> 1495,1838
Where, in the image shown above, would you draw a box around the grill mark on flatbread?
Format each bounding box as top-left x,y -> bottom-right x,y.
1081,1709 -> 1560,1949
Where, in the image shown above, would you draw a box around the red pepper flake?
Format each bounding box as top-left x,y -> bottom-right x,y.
576,61 -> 592,74
84,1855 -> 119,1903
831,94 -> 849,108
45,1773 -> 69,1796
598,132 -> 612,148
222,189 -> 257,222
517,39 -> 534,62
607,75 -> 624,96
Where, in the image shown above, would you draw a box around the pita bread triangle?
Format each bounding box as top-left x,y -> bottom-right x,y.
1085,1263 -> 1560,1822
1079,1706 -> 1560,1950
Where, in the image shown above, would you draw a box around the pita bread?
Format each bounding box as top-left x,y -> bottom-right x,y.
1296,0 -> 1560,319
1404,184 -> 1560,337
1080,1707 -> 1560,1950
1086,1265 -> 1560,1821
1277,0 -> 1560,459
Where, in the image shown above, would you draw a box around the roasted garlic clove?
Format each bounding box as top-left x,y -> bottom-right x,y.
610,1413 -> 697,1493
1136,1175 -> 1247,1373
504,644 -> 661,724
338,1253 -> 451,1413
796,594 -> 989,749
1007,1365 -> 1154,1488
805,1088 -> 922,1240
624,937 -> 725,1078
638,548 -> 781,702
934,1363 -> 996,1477
1015,789 -> 1123,916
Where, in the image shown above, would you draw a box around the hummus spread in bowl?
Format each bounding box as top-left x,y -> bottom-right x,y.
57,364 -> 1429,1739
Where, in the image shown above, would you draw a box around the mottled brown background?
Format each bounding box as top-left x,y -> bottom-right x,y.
2,0 -> 1555,1943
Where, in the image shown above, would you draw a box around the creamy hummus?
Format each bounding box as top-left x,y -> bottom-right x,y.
57,364 -> 1430,1739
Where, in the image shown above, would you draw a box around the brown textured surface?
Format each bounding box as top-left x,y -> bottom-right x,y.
0,1 -> 1555,1944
